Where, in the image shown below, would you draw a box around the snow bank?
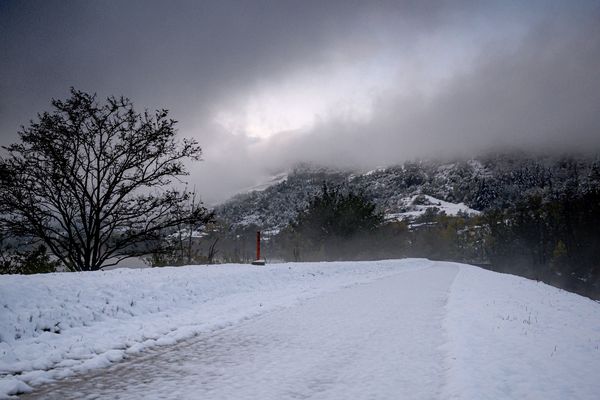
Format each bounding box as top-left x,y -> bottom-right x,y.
2,260 -> 599,399
442,263 -> 600,400
0,259 -> 429,398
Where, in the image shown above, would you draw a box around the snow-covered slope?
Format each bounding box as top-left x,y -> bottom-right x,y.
0,260 -> 429,397
385,194 -> 480,221
242,172 -> 289,193
216,154 -> 600,232
443,264 -> 600,399
1,260 -> 599,399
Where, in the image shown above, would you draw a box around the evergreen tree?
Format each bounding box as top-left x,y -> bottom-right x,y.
288,183 -> 383,260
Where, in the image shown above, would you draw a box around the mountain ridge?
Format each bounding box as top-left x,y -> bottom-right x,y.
215,153 -> 600,232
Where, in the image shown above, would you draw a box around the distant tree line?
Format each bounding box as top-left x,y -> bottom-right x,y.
485,188 -> 600,298
239,182 -> 599,299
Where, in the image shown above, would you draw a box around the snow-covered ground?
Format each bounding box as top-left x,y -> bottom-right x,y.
385,194 -> 480,222
1,260 -> 599,399
0,260 -> 430,397
243,172 -> 289,193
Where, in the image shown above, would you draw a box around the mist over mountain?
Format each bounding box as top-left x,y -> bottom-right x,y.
216,152 -> 600,232
3,1 -> 600,205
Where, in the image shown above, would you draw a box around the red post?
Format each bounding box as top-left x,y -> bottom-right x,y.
256,231 -> 261,260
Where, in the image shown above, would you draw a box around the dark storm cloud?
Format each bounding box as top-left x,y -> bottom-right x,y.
1,1 -> 600,203
0,0 -> 446,136
260,12 -> 600,171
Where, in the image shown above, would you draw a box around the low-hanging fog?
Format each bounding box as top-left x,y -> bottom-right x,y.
2,0 -> 599,204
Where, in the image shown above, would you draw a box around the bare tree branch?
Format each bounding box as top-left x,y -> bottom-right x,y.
0,88 -> 213,271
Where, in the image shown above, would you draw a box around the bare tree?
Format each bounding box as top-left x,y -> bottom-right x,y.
169,189 -> 210,265
207,237 -> 219,264
0,89 -> 213,271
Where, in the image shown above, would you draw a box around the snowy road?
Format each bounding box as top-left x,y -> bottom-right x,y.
21,265 -> 458,400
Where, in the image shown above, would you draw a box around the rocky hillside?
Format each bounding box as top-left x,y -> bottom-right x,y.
215,153 -> 600,232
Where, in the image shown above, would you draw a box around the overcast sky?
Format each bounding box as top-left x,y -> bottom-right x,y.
1,1 -> 600,204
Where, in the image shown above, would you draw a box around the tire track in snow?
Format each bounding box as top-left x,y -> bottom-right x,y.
22,264 -> 459,400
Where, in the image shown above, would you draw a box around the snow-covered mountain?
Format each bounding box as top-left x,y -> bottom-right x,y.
215,153 -> 600,232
